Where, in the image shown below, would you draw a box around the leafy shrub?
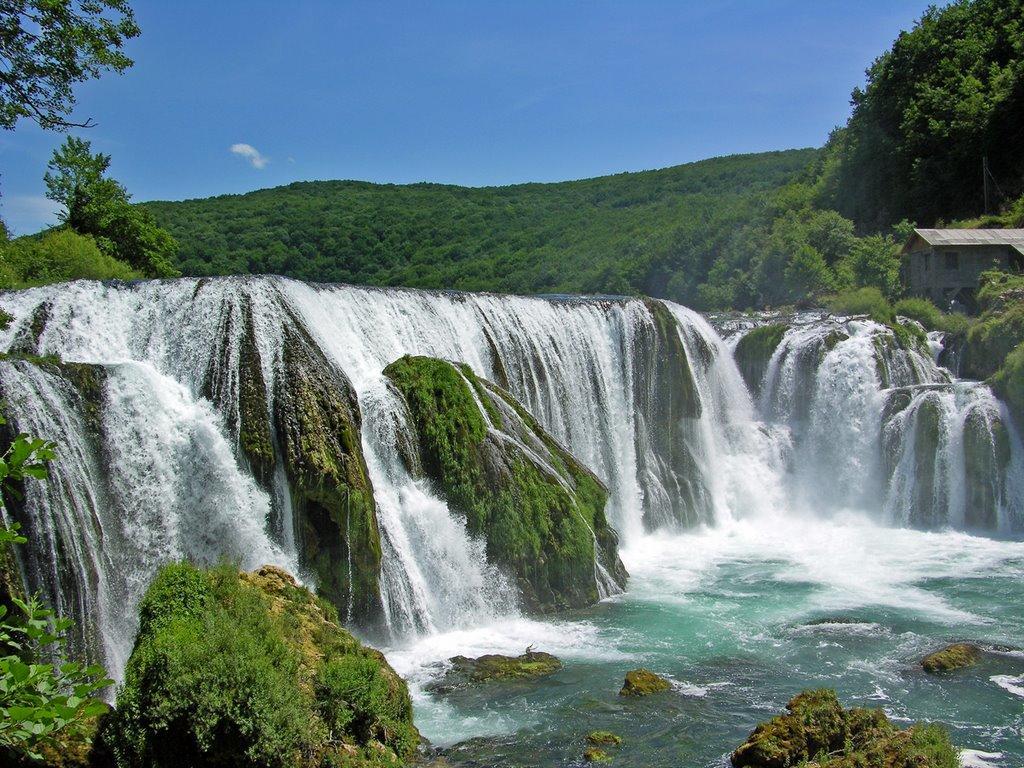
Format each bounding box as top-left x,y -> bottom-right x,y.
825,287 -> 893,324
0,417 -> 112,763
1,228 -> 139,287
103,563 -> 418,768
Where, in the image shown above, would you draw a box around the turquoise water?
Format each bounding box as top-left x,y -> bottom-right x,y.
385,515 -> 1024,767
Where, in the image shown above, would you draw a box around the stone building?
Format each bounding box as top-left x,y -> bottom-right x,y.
901,228 -> 1024,311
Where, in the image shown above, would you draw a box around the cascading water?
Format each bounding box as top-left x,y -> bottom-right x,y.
1,277 -> 1022,689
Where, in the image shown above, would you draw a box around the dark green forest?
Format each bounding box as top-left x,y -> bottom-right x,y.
141,0 -> 1024,310
145,150 -> 816,305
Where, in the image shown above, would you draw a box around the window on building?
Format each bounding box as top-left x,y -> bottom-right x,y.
945,251 -> 959,270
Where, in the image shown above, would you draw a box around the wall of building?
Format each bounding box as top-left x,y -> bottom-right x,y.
906,245 -> 1012,307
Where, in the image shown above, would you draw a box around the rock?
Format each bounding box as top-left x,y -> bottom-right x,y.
385,355 -> 627,613
730,688 -> 958,768
619,668 -> 671,696
427,649 -> 562,693
734,323 -> 787,395
922,642 -> 981,673
99,562 -> 418,767
586,731 -> 622,746
633,300 -> 710,528
583,747 -> 612,762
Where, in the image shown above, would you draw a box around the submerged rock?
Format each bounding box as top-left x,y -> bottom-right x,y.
583,747 -> 612,762
385,354 -> 627,613
618,668 -> 671,696
100,562 -> 418,768
730,688 -> 958,768
427,649 -> 562,693
922,642 -> 981,673
586,731 -> 622,746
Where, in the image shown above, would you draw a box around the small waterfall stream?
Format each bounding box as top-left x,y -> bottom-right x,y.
0,278 -> 1021,679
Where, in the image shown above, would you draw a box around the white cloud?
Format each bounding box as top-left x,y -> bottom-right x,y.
230,142 -> 269,169
1,195 -> 62,235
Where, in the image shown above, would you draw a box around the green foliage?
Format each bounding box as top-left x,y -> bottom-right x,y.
0,228 -> 139,287
44,137 -> 180,279
145,150 -> 818,303
0,1 -> 138,131
0,417 -> 112,763
825,287 -> 894,324
104,563 -> 417,768
820,0 -> 1024,229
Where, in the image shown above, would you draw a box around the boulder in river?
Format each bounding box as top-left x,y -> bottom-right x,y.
730,688 -> 957,768
921,642 -> 981,673
427,649 -> 562,693
618,668 -> 671,696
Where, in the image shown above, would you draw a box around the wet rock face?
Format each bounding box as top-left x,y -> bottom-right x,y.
633,300 -> 710,529
427,650 -> 562,693
921,642 -> 981,673
384,354 -> 627,613
730,689 -> 958,768
618,668 -> 670,696
200,292 -> 384,629
734,324 -> 787,396
274,321 -> 383,628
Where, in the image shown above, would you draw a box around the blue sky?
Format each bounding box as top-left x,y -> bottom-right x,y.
1,0 -> 931,234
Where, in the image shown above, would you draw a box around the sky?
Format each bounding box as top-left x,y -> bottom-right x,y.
0,0 -> 933,235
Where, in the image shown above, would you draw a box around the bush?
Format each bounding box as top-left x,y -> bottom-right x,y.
1,228 -> 139,287
103,563 -> 418,768
825,286 -> 893,323
893,297 -> 971,335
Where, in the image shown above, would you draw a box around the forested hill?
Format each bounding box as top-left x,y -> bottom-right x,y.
144,149 -> 816,299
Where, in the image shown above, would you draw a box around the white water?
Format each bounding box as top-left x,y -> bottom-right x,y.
0,278 -> 1022,686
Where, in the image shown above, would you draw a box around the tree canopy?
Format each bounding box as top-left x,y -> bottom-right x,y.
0,0 -> 138,131
819,0 -> 1024,230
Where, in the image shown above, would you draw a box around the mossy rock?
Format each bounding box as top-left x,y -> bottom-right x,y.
274,317 -> 383,628
734,324 -> 787,395
100,562 -> 418,768
634,300 -> 710,528
730,688 -> 958,768
618,668 -> 671,696
586,731 -> 622,747
963,410 -> 1010,529
384,355 -> 626,613
583,747 -> 612,763
922,642 -> 981,673
427,649 -> 562,693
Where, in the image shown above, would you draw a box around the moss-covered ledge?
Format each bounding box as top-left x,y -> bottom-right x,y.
99,562 -> 418,768
384,355 -> 627,613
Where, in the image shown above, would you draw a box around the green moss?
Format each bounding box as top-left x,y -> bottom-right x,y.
384,355 -> 626,612
274,320 -> 382,627
429,650 -> 562,693
0,308 -> 13,331
583,747 -> 612,763
921,643 -> 980,673
730,688 -> 958,768
963,410 -> 1010,529
618,668 -> 671,697
101,563 -> 417,768
586,732 -> 622,747
735,324 -> 787,394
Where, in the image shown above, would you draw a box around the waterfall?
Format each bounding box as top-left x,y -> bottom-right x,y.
1,278 -> 1022,678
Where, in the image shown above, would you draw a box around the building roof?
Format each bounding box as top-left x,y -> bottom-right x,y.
902,228 -> 1024,256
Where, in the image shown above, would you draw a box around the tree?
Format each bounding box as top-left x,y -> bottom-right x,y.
0,0 -> 138,131
43,136 -> 112,230
0,416 -> 111,762
44,136 -> 180,277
